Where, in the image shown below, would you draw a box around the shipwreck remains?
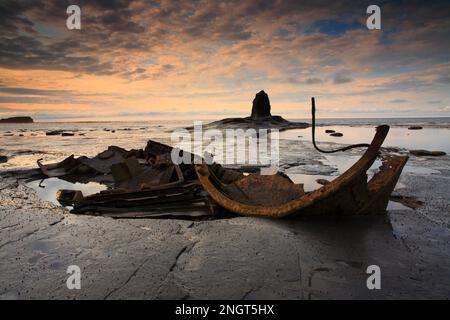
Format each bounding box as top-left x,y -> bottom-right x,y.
193,98 -> 408,217
195,125 -> 408,217
37,140 -> 221,218
36,97 -> 408,219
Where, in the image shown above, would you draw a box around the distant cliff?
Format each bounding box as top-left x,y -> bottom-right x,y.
0,116 -> 34,123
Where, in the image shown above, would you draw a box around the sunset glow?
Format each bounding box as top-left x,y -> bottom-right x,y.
1,0 -> 449,121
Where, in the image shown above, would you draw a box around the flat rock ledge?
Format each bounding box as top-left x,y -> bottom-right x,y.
1,162 -> 450,299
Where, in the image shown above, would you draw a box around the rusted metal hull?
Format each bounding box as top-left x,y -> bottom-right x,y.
195,125 -> 408,217
71,182 -> 217,218
36,126 -> 407,218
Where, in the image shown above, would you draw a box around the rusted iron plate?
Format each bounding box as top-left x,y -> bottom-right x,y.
37,155 -> 83,177
37,146 -> 148,180
221,174 -> 304,206
144,139 -> 173,157
70,182 -> 216,217
357,155 -> 409,215
37,148 -> 127,179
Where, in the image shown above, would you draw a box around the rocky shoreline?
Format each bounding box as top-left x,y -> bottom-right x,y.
1,107 -> 449,298
1,152 -> 449,299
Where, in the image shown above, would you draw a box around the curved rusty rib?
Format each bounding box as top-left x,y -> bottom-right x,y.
195,125 -> 390,218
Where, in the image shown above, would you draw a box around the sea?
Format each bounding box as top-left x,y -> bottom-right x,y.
1,117 -> 449,206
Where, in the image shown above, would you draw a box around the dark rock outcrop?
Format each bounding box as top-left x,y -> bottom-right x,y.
330,132 -> 343,137
0,155 -> 7,163
0,116 -> 33,123
192,90 -> 309,131
316,178 -> 330,185
408,126 -> 423,130
46,130 -> 63,136
410,150 -> 446,157
250,90 -> 271,119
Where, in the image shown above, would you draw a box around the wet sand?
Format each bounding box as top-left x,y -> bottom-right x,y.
1,152 -> 449,299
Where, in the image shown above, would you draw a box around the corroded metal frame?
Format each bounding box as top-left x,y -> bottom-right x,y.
195,125 -> 408,217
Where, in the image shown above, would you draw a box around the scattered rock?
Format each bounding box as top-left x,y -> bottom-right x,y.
19,134 -> 24,137
389,195 -> 423,209
46,130 -> 63,136
56,190 -> 84,206
410,150 -> 446,157
325,129 -> 335,133
98,150 -> 115,160
330,132 -> 343,137
381,146 -> 401,153
408,126 -> 423,130
61,132 -> 75,137
111,130 -> 116,133
316,178 -> 330,185
0,155 -> 7,163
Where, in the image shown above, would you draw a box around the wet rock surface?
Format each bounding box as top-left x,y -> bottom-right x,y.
1,123 -> 450,299
1,154 -> 450,299
46,131 -> 63,136
410,149 -> 446,157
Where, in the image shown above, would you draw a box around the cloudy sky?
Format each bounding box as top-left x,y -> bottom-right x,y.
0,0 -> 449,121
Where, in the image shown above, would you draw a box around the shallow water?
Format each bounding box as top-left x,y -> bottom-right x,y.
280,126 -> 450,154
26,178 -> 107,207
387,201 -> 414,211
2,119 -> 449,209
1,120 -> 449,164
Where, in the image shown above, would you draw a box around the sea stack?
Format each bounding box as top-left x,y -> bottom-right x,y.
250,90 -> 272,119
190,90 -> 309,131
